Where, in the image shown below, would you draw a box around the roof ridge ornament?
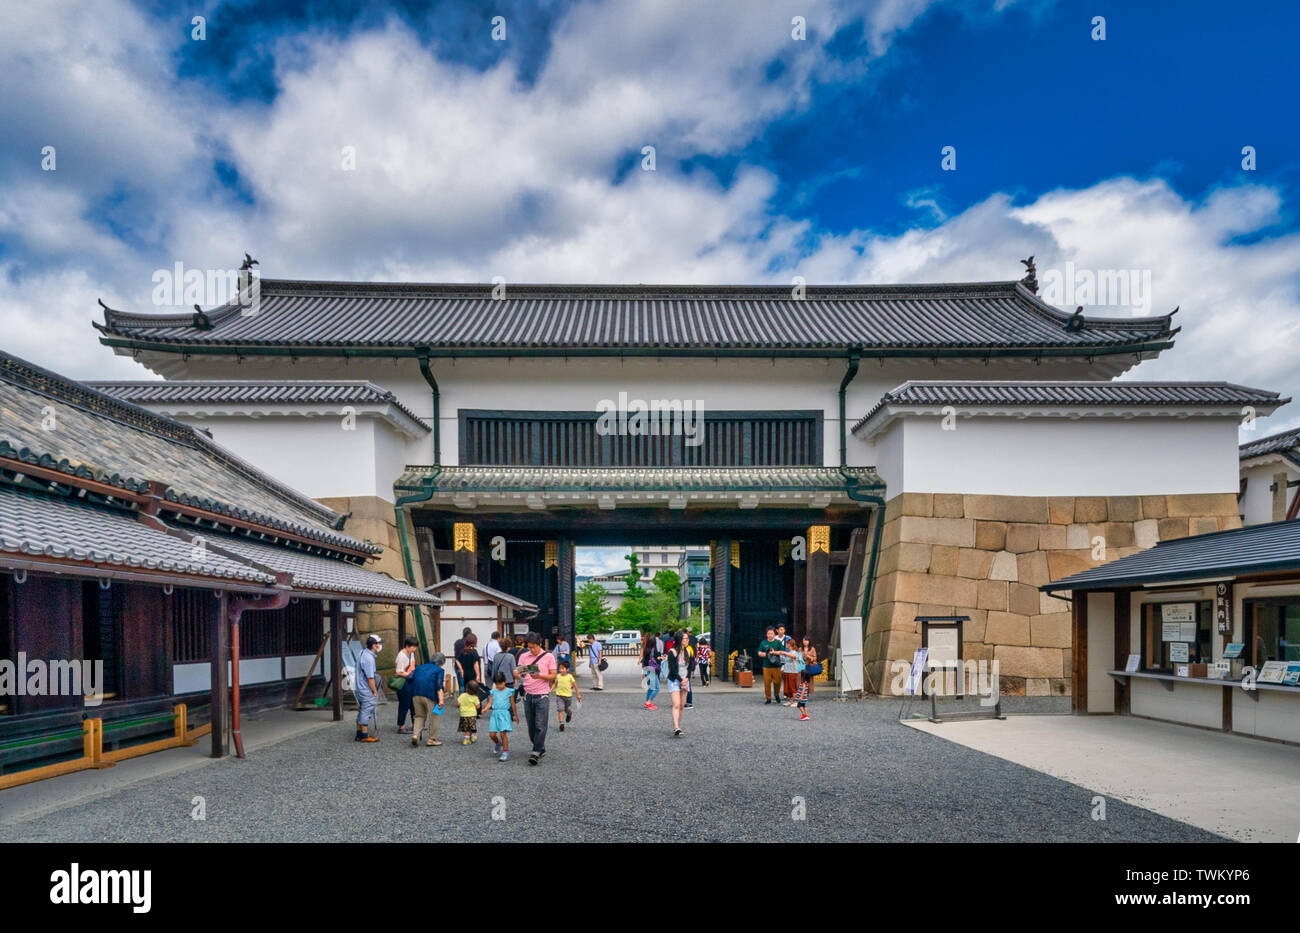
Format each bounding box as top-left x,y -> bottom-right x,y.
1019,255 -> 1038,293
1065,306 -> 1086,332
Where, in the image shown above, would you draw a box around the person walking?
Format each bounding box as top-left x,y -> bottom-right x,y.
393,635 -> 419,734
456,634 -> 484,715
484,630 -> 501,673
757,625 -> 785,705
780,636 -> 801,706
665,629 -> 689,737
681,631 -> 695,709
482,671 -> 518,761
452,627 -> 472,694
490,639 -> 517,688
517,631 -> 557,766
587,633 -> 604,691
641,634 -> 661,711
457,679 -> 482,745
697,638 -> 712,687
554,634 -> 572,674
796,637 -> 819,721
554,660 -> 582,731
354,634 -> 382,743
408,653 -> 446,747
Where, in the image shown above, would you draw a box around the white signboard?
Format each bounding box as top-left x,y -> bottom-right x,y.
904,648 -> 928,697
1161,603 -> 1196,623
926,627 -> 960,665
837,616 -> 863,693
1180,621 -> 1198,643
1169,642 -> 1189,663
1125,654 -> 1141,673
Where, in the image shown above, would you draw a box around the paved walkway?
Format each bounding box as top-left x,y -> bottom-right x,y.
905,714 -> 1300,842
0,658 -> 1226,841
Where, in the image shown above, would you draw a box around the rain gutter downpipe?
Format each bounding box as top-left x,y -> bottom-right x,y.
227,578 -> 292,759
394,350 -> 443,659
837,350 -> 887,691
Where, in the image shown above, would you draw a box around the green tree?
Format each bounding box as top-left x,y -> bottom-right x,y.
649,569 -> 682,631
612,553 -> 654,632
575,580 -> 613,635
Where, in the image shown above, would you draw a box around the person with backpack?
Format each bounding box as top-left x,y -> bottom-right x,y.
408,653 -> 446,747
641,634 -> 661,711
490,641 -> 517,688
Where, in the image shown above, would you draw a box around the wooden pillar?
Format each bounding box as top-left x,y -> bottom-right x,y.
210,592 -> 229,758
806,525 -> 831,660
453,522 -> 478,580
329,600 -> 343,722
557,539 -> 574,645
792,553 -> 806,643
711,539 -> 732,677
1113,589 -> 1131,715
1071,591 -> 1088,713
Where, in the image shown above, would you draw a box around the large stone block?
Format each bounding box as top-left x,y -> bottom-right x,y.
1140,495 -> 1168,519
1026,678 -> 1052,697
875,543 -> 900,577
975,521 -> 1007,551
1101,522 -> 1135,548
1108,496 -> 1141,522
1219,515 -> 1242,531
1134,519 -> 1160,549
957,548 -> 994,579
1041,590 -> 1070,614
883,495 -> 904,525
898,516 -> 976,547
881,518 -> 902,549
897,542 -> 933,573
1166,493 -> 1237,517
1038,524 -> 1068,550
1008,550 -> 1050,587
1005,523 -> 1040,554
1158,517 -> 1189,541
1030,613 -> 1072,648
1066,523 -> 1090,549
894,572 -> 978,607
977,580 -> 1008,611
964,641 -> 993,662
964,495 -> 1050,523
900,493 -> 934,517
1192,517 -> 1220,535
989,550 -> 1019,581
1048,497 -> 1074,524
1074,497 -> 1108,523
1010,582 -> 1042,616
963,608 -> 987,642
930,545 -> 959,577
995,645 -> 1064,678
999,675 -> 1027,697
1047,550 -> 1095,580
933,493 -> 965,518
986,611 -> 1031,646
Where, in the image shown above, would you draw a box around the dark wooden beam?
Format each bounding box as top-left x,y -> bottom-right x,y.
329,600 -> 343,723
712,540 -> 731,678
210,592 -> 228,758
1072,591 -> 1088,713
806,526 -> 831,660
1113,589 -> 1131,715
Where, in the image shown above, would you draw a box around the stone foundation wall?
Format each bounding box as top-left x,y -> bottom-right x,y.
317,495 -> 422,677
865,493 -> 1241,698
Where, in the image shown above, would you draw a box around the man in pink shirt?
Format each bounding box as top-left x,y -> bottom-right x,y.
516,631 -> 558,766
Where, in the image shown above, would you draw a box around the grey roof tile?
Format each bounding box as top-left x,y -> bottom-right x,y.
89,379 -> 428,432
1239,426 -> 1300,461
0,486 -> 275,584
397,465 -> 883,492
97,279 -> 1176,355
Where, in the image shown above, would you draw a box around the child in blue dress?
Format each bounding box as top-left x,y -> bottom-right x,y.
482,671 -> 519,761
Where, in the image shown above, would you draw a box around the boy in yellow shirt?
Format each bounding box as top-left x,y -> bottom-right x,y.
554,661 -> 582,731
458,679 -> 481,745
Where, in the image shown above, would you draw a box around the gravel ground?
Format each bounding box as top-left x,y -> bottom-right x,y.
0,661 -> 1224,842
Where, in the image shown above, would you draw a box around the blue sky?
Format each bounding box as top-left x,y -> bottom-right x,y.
1,0 -> 1298,455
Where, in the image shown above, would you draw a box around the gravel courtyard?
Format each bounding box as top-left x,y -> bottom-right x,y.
0,659 -> 1224,842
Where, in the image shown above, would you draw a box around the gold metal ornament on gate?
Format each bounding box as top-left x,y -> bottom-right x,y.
453,522 -> 477,553
808,525 -> 830,554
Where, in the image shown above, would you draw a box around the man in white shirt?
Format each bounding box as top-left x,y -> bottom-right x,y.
485,631 -> 501,669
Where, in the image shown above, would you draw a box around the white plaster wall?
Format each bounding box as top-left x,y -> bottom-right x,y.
1086,592 -> 1115,713
871,416 -> 1239,497
437,602 -> 498,661
1130,678 -> 1223,728
164,354 -> 1110,470
1239,461 -> 1298,525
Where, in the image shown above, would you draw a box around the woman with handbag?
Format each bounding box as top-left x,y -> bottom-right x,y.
665,630 -> 689,737
795,637 -> 820,721
392,636 -> 419,734
641,634 -> 661,711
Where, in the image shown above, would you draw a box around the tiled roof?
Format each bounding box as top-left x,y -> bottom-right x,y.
96,278 -> 1177,357
397,465 -> 883,493
427,575 -> 536,609
854,380 -> 1288,435
1044,519 -> 1300,591
89,379 -> 428,433
180,528 -> 440,605
1240,426 -> 1300,462
0,486 -> 275,585
0,352 -> 377,554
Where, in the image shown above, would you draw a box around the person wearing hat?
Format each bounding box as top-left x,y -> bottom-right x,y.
355,634 -> 383,743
